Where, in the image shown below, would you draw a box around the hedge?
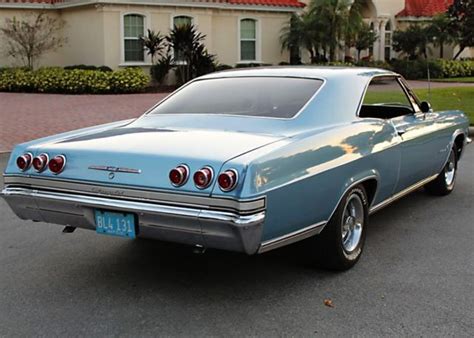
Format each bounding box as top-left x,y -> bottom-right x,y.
0,67 -> 149,94
63,64 -> 113,72
390,59 -> 474,79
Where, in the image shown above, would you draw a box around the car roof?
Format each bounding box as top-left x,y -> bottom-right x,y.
198,66 -> 397,81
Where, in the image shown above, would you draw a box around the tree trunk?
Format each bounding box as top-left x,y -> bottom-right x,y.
439,43 -> 444,59
453,46 -> 464,60
329,46 -> 336,62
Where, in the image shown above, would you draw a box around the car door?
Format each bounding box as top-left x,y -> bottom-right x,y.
390,78 -> 445,192
359,76 -> 441,195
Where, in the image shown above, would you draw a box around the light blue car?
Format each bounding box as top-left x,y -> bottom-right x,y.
1,67 -> 471,270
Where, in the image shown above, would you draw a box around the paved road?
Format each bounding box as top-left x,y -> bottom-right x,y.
0,149 -> 473,336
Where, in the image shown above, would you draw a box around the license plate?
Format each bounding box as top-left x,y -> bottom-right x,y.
95,210 -> 136,239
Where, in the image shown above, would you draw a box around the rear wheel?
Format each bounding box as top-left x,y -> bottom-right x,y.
425,145 -> 457,196
312,185 -> 369,271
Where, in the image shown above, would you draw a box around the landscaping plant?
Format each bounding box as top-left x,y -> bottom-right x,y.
0,67 -> 149,94
0,12 -> 66,69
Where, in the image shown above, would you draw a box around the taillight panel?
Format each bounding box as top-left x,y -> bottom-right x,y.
193,166 -> 214,189
33,153 -> 49,172
169,164 -> 189,187
48,155 -> 66,174
16,153 -> 33,171
218,169 -> 238,192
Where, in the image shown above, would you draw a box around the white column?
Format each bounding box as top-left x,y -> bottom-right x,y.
378,19 -> 386,61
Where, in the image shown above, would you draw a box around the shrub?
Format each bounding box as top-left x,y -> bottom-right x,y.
235,63 -> 272,68
437,59 -> 474,78
64,65 -> 113,72
214,64 -> 233,71
0,67 -> 149,94
355,60 -> 393,71
390,59 -> 473,79
150,55 -> 173,84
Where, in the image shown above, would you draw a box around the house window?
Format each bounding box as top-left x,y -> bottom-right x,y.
384,21 -> 392,61
240,19 -> 257,61
172,16 -> 193,62
124,14 -> 145,62
173,15 -> 192,28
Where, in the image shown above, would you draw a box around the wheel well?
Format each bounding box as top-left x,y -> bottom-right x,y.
360,178 -> 378,207
454,134 -> 465,159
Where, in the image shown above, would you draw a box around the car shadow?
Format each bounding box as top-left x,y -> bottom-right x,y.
55,188 -> 433,296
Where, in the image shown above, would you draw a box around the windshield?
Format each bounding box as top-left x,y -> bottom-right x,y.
148,77 -> 323,119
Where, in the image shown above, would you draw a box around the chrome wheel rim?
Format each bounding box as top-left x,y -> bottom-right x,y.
341,194 -> 364,253
444,150 -> 456,186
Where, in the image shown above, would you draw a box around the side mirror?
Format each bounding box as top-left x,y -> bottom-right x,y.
420,101 -> 432,113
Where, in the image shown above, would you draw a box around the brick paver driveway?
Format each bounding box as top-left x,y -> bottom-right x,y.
0,92 -> 168,152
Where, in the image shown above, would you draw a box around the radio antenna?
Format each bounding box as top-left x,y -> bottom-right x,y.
427,58 -> 431,102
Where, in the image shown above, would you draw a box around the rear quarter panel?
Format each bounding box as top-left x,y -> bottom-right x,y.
219,120 -> 401,241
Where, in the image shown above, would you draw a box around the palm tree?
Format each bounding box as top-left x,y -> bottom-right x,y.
140,29 -> 165,64
309,0 -> 352,62
167,23 -> 215,85
426,14 -> 454,58
280,12 -> 325,63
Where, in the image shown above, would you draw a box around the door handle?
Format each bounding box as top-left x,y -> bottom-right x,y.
397,130 -> 406,137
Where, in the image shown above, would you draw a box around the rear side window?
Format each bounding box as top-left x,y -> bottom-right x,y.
360,77 -> 415,119
149,77 -> 323,119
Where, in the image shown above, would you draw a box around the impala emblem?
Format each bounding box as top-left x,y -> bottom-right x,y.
88,165 -> 142,174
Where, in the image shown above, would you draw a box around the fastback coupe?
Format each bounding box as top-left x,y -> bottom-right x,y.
1,67 -> 471,270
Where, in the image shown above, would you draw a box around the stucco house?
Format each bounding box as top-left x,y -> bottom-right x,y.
0,0 -> 305,69
0,0 -> 471,70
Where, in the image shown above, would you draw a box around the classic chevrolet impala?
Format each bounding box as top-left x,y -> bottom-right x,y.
1,67 -> 471,270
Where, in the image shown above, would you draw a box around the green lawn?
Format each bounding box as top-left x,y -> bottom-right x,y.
431,77 -> 474,83
364,87 -> 474,125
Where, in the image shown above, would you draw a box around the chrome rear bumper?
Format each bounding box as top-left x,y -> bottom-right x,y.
1,186 -> 265,255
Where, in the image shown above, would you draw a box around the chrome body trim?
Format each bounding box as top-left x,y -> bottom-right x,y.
0,186 -> 266,255
370,174 -> 438,214
258,221 -> 326,253
88,165 -> 142,174
2,176 -> 266,214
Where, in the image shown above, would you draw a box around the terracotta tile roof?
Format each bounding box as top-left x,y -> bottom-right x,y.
1,0 -> 305,7
396,0 -> 453,17
227,0 -> 305,8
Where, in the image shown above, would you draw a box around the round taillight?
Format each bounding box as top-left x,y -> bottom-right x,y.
33,153 -> 49,172
16,153 -> 33,171
218,169 -> 238,192
193,166 -> 213,189
48,155 -> 66,174
169,165 -> 189,187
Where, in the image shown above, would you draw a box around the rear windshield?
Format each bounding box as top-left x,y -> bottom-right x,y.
148,77 -> 323,119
